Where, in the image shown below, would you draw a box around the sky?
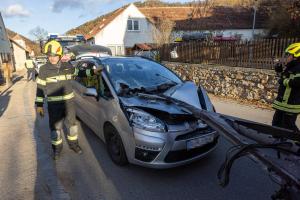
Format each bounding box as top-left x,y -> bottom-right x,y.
0,0 -> 191,40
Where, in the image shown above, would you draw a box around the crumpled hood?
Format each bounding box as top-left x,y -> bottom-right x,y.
119,81 -> 201,115
163,81 -> 201,110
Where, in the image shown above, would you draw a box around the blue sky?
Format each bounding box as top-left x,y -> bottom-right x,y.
0,0 -> 191,40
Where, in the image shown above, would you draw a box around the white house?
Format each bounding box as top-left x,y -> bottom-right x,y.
9,37 -> 29,71
0,12 -> 13,83
85,4 -> 156,56
138,6 -> 268,41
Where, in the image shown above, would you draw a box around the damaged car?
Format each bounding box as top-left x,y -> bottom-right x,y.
72,56 -> 219,168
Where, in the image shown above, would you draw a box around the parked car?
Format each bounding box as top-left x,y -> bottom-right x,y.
34,56 -> 47,75
72,56 -> 218,168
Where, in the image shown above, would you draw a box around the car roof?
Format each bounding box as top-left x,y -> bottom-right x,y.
77,56 -> 149,63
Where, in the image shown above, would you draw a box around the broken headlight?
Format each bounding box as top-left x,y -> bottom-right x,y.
127,108 -> 166,132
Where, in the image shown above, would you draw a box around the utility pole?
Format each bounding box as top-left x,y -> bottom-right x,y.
252,0 -> 258,39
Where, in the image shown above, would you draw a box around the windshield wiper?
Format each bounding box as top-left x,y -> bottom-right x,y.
152,73 -> 178,91
118,82 -> 149,96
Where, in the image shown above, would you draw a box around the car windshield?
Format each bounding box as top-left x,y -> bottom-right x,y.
101,58 -> 182,94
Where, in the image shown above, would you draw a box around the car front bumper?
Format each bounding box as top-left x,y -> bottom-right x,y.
129,127 -> 219,169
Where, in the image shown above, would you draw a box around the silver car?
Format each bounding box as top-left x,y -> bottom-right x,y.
72,57 -> 218,168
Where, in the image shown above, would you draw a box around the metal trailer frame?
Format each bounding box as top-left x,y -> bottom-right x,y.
164,95 -> 300,200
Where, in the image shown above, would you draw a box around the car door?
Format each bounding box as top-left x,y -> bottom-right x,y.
88,72 -> 116,140
73,60 -> 99,133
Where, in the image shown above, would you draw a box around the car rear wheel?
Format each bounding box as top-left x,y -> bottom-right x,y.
104,125 -> 128,166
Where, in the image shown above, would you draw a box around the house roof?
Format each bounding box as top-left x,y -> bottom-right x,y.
132,43 -> 158,51
67,4 -> 269,40
86,5 -> 129,40
9,38 -> 29,52
138,6 -> 268,30
6,29 -> 41,55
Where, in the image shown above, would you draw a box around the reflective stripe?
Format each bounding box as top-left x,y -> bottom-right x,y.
291,74 -> 300,78
36,78 -> 46,86
272,102 -> 300,113
46,74 -> 73,83
52,138 -> 63,145
86,69 -> 91,77
74,68 -> 79,76
273,100 -> 300,109
67,135 -> 78,141
283,79 -> 289,86
35,97 -> 44,103
47,92 -> 75,102
282,85 -> 291,103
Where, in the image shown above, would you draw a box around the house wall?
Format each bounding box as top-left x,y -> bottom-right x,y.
12,43 -> 27,71
173,29 -> 266,41
0,12 -> 13,83
94,4 -> 155,55
0,13 -> 12,61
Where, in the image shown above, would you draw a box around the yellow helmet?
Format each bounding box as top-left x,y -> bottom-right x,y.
43,40 -> 63,56
285,42 -> 300,58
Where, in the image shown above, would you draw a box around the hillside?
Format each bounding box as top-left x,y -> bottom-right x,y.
6,28 -> 41,56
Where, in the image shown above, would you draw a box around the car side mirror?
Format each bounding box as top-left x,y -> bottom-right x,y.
84,88 -> 98,100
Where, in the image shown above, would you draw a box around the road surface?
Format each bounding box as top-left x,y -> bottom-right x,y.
1,78 -> 299,200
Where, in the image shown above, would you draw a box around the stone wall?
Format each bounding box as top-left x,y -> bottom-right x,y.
163,62 -> 278,104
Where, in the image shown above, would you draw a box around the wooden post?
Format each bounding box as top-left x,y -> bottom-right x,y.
3,62 -> 12,86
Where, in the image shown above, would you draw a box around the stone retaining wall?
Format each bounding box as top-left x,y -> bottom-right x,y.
163,62 -> 278,104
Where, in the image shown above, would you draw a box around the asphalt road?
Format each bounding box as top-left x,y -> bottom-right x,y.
45,96 -> 300,200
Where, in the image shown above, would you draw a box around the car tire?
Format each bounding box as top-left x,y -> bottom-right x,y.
105,125 -> 128,166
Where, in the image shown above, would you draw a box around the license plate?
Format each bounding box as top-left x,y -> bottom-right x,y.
186,135 -> 214,150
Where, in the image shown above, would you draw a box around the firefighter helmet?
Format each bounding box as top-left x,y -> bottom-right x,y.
43,40 -> 63,56
285,43 -> 300,58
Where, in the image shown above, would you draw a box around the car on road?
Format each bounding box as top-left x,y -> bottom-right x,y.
34,56 -> 47,75
72,56 -> 219,168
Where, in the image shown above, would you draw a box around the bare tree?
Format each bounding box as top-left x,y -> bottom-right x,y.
152,17 -> 175,47
264,0 -> 300,37
29,26 -> 48,42
191,0 -> 215,18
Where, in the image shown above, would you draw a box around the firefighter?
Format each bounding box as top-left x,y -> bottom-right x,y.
272,43 -> 300,132
25,57 -> 36,81
35,40 -> 101,159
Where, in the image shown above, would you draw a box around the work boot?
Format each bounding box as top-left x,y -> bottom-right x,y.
68,140 -> 83,154
52,144 -> 63,160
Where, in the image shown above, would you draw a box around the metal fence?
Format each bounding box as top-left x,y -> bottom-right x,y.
159,38 -> 300,69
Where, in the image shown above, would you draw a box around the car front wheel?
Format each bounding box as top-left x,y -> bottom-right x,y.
104,125 -> 128,166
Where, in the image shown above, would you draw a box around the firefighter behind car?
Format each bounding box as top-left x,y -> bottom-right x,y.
25,57 -> 36,81
35,40 -> 101,159
272,43 -> 300,132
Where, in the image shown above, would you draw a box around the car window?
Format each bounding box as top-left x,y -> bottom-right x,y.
102,58 -> 182,94
75,61 -> 98,89
100,76 -> 113,98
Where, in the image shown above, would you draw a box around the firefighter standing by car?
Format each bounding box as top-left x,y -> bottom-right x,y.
25,57 -> 36,81
272,43 -> 300,132
35,40 -> 101,159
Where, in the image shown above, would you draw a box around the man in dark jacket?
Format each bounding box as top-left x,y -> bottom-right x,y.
36,40 -> 101,159
272,43 -> 300,132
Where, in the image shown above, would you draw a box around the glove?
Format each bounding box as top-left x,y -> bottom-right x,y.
274,63 -> 283,73
93,66 -> 103,75
36,107 -> 44,118
61,53 -> 76,62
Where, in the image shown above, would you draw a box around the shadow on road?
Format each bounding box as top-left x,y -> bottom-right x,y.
60,120 -> 279,200
65,121 -> 221,200
0,90 -> 12,117
0,75 -> 24,117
